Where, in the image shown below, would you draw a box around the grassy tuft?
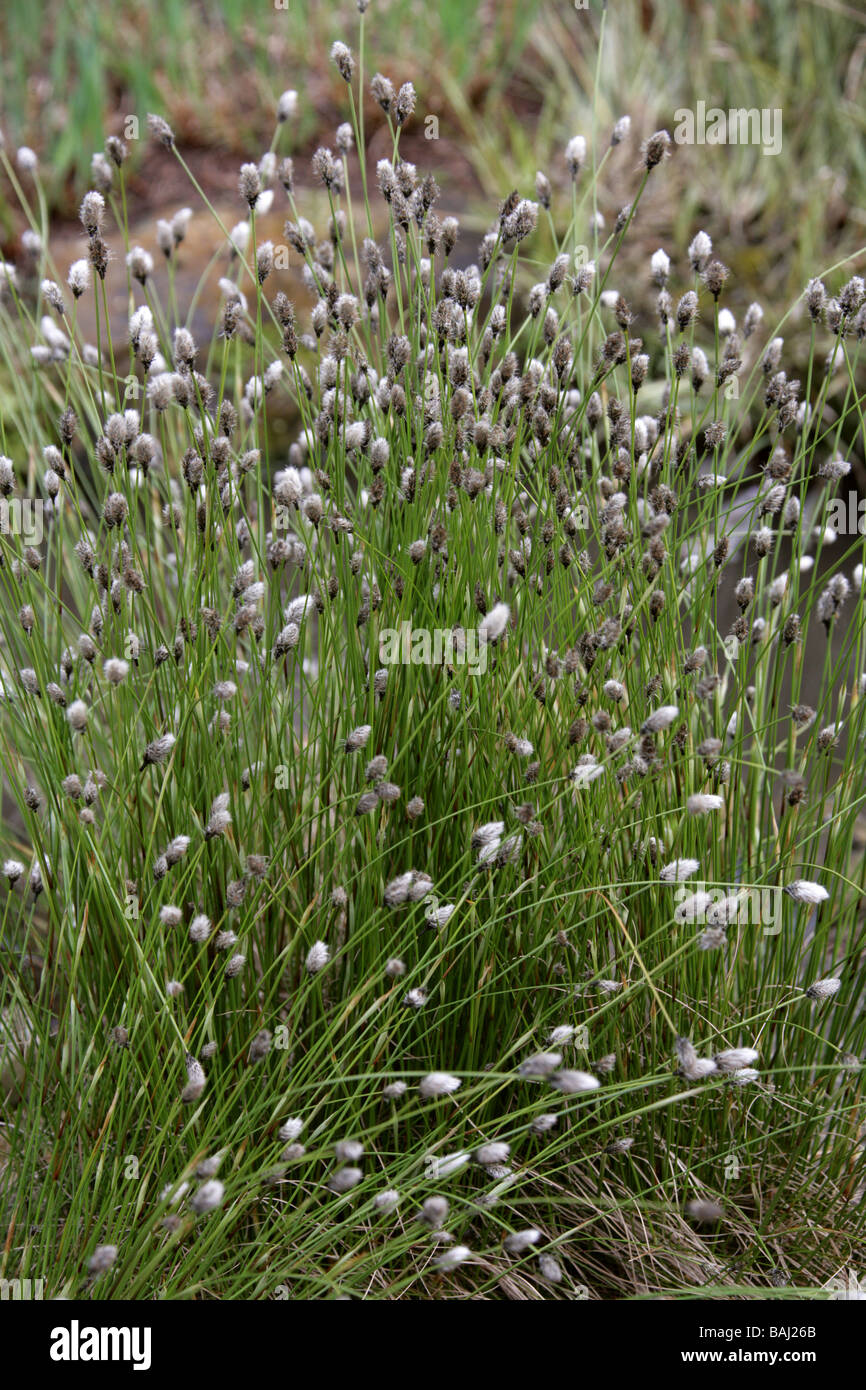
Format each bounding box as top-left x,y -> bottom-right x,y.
0,11 -> 865,1301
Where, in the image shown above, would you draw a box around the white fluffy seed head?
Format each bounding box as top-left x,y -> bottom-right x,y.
642,704 -> 679,733
375,1189 -> 400,1211
549,1025 -> 576,1046
419,1071 -> 462,1099
660,858 -> 701,882
434,1245 -> 471,1270
785,879 -> 829,905
674,891 -> 714,923
181,1054 -> 206,1103
66,699 -> 89,731
478,602 -> 510,644
504,1228 -> 541,1253
713,1047 -> 759,1072
686,793 -> 724,814
548,1069 -> 600,1094
475,1141 -> 510,1165
277,89 -> 298,122
806,977 -> 841,1000
329,1166 -> 363,1193
189,914 -> 211,944
305,940 -> 330,973
86,1244 -> 117,1274
519,1051 -> 562,1077
189,1179 -> 224,1213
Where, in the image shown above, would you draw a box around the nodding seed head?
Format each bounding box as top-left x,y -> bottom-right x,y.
419,1071 -> 461,1099
68,260 -> 91,298
806,278 -> 826,321
564,135 -> 587,178
345,724 -> 372,752
66,699 -> 89,731
504,1228 -> 542,1253
660,858 -> 700,882
538,1254 -> 562,1283
642,129 -> 671,169
79,191 -> 105,237
164,835 -> 190,866
305,940 -> 330,973
548,1069 -> 600,1094
478,602 -> 510,644
277,89 -> 298,121
189,1179 -> 224,1213
394,82 -> 416,126
641,705 -> 679,734
676,291 -> 698,330
238,162 -> 261,207
713,1047 -> 759,1072
256,241 -> 274,282
249,1029 -> 272,1063
41,278 -> 65,313
702,258 -> 729,298
147,113 -> 175,148
105,135 -> 128,166
205,793 -> 232,840
371,72 -> 394,111
419,1195 -> 449,1228
87,1245 -> 118,1275
806,976 -> 841,1000
784,879 -> 829,905
312,146 -> 338,189
329,1166 -> 363,1193
181,1053 -> 206,1103
173,326 -> 196,368
686,793 -> 724,815
331,40 -> 355,81
743,301 -> 763,337
189,914 -> 212,944
611,115 -> 631,146
688,230 -> 712,271
126,246 -> 154,284
686,1199 -> 723,1223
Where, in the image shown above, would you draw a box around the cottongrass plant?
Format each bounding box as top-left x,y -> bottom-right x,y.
1,12 -> 865,1301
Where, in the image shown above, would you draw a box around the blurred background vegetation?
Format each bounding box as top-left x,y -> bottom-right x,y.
1,0 -> 864,321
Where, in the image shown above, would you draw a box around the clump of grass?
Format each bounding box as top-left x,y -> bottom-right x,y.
0,10 -> 865,1301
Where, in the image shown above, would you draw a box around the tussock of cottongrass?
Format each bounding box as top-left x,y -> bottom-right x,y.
0,7 -> 864,1303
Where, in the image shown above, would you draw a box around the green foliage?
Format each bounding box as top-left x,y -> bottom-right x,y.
0,8 -> 865,1301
